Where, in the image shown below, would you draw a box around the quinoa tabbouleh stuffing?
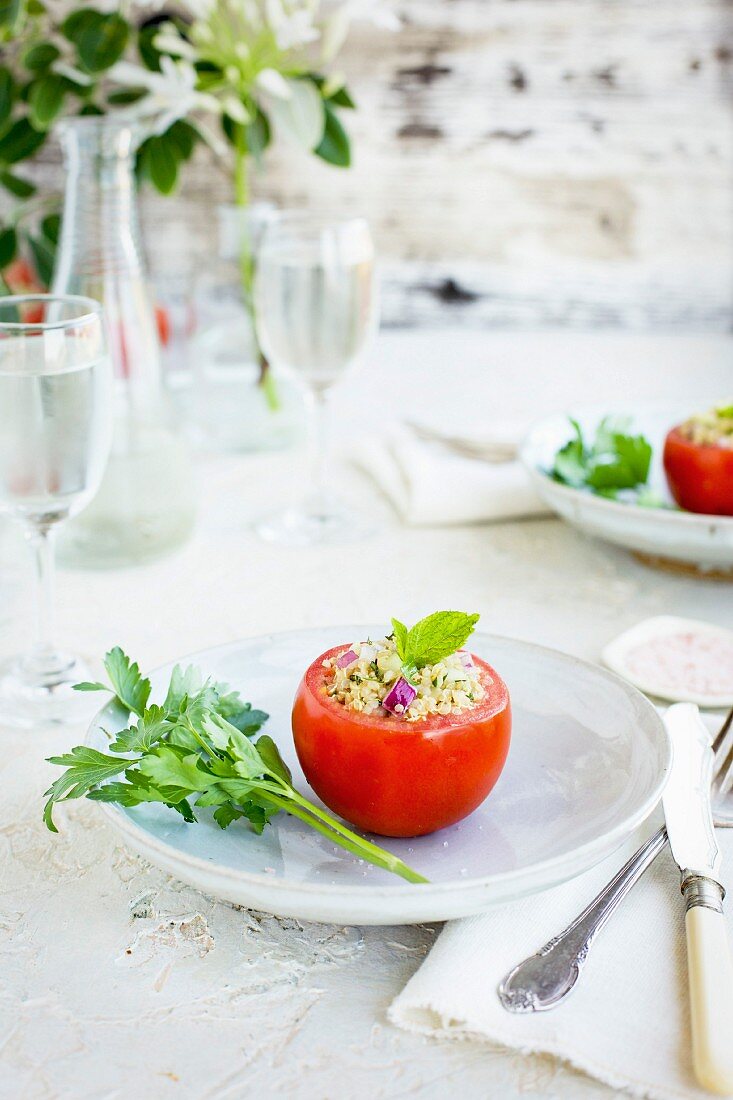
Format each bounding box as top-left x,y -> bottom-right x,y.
322,636 -> 487,721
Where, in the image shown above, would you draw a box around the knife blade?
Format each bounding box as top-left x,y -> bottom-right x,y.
662,703 -> 720,881
662,703 -> 733,1095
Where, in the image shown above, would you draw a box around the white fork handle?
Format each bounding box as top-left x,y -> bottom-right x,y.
686,903 -> 733,1094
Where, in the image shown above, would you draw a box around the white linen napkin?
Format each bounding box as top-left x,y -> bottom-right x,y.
389,821 -> 733,1100
350,422 -> 550,526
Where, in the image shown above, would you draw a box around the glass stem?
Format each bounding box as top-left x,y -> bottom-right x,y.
307,387 -> 330,514
28,524 -> 60,674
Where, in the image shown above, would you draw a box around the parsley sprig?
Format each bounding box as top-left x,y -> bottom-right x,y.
391,611 -> 480,683
551,416 -> 653,499
44,648 -> 427,885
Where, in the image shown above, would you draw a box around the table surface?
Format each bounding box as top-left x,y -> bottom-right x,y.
2,329 -> 732,1100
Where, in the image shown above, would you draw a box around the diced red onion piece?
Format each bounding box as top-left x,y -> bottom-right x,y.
458,649 -> 474,668
336,649 -> 358,669
383,676 -> 418,716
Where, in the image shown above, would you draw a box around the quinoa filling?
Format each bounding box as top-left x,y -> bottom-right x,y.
678,404 -> 733,449
322,637 -> 487,722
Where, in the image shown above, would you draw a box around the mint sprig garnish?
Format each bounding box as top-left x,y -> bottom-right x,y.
391,611 -> 480,681
44,648 -> 427,886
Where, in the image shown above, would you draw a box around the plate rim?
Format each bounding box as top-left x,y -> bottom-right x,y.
87,627 -> 672,900
520,400 -> 733,530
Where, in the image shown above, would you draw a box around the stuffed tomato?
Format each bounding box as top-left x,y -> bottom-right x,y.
291,613 -> 511,838
663,404 -> 733,516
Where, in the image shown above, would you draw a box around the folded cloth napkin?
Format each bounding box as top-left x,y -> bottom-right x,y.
389,822 -> 733,1100
350,421 -> 550,526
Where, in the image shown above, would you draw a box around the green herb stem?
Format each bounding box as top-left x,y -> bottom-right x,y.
258,789 -> 428,885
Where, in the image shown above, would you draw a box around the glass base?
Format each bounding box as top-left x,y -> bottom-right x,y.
0,651 -> 96,729
255,498 -> 373,547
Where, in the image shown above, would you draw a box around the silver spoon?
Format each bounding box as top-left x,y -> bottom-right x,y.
498,706 -> 733,1013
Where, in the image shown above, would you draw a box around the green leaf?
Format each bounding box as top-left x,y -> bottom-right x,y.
72,680 -> 108,693
109,705 -> 171,753
213,803 -> 245,829
26,232 -> 54,288
0,118 -> 45,165
1,170 -> 36,198
137,747 -> 212,793
0,69 -> 15,128
40,212 -> 60,245
71,12 -> 129,74
107,87 -> 147,106
28,74 -> 66,130
138,133 -> 179,194
0,225 -> 17,268
166,119 -> 198,161
103,646 -> 151,717
327,85 -> 356,109
202,714 -> 264,778
552,416 -> 652,496
0,0 -> 21,31
138,23 -> 163,72
314,103 -> 351,167
403,611 -> 480,669
255,735 -> 292,785
43,746 -> 132,831
23,43 -> 60,71
391,618 -> 408,662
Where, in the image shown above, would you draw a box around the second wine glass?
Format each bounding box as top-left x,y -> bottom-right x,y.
253,215 -> 378,545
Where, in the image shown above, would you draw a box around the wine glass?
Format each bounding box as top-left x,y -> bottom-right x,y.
253,215 -> 378,545
0,295 -> 113,727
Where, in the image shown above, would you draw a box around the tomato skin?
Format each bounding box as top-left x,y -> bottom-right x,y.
663,427 -> 733,516
291,646 -> 512,837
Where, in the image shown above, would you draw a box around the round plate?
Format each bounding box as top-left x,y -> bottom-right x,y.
521,401 -> 733,572
88,628 -> 670,925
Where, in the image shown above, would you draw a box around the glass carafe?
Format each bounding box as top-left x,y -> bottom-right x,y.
53,116 -> 196,567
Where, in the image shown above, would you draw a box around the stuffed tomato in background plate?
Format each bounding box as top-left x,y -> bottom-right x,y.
292,612 -> 511,837
663,404 -> 733,517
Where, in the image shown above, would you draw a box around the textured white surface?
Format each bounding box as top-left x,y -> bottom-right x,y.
1,329 -> 732,1099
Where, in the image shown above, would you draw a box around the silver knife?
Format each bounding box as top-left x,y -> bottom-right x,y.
663,703 -> 733,1095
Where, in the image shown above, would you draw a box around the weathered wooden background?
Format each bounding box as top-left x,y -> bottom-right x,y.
35,1 -> 733,328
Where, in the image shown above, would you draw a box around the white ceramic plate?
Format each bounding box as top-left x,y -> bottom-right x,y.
88,628 -> 670,925
521,401 -> 733,572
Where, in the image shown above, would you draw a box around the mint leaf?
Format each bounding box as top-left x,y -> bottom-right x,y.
104,647 -> 151,717
403,611 -> 480,669
391,618 -> 408,662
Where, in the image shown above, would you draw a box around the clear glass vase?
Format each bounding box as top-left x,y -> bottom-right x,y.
190,203 -> 303,452
52,116 -> 196,567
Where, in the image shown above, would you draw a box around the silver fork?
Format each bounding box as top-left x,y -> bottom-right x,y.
498,705 -> 733,1013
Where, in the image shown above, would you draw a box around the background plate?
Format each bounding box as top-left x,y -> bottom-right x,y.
88,628 -> 670,925
521,401 -> 733,571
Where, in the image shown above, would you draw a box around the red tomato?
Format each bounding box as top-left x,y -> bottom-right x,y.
292,646 -> 512,837
663,427 -> 733,516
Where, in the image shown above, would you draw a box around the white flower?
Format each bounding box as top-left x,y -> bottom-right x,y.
256,75 -> 324,150
265,0 -> 321,51
107,57 -> 220,135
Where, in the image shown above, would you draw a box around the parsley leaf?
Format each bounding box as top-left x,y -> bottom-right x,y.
109,705 -> 171,753
104,647 -> 151,717
551,416 -> 653,498
43,747 -> 133,831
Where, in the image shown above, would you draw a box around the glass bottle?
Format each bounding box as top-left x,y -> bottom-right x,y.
53,116 -> 196,567
190,203 -> 303,452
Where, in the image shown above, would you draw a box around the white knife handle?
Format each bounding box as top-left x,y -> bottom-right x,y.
684,877 -> 733,1095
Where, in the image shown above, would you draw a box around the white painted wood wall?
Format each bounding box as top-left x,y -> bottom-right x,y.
26,1 -> 733,329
